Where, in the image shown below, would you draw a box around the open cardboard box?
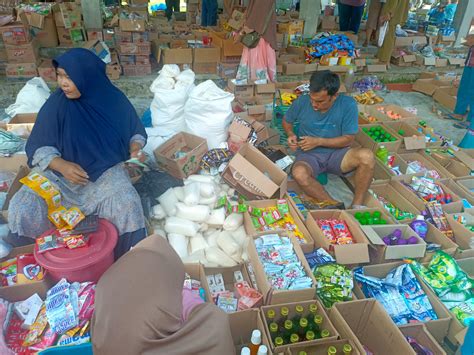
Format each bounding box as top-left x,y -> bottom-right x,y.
345,207 -> 397,226
383,121 -> 426,151
247,232 -> 316,305
352,262 -> 452,343
412,78 -> 453,96
455,177 -> 474,201
243,198 -> 314,253
286,339 -> 361,355
396,152 -> 452,179
229,309 -> 270,354
223,144 -> 288,201
356,124 -> 402,153
330,299 -> 415,355
153,132 -> 208,179
6,113 -> 37,138
399,323 -> 446,355
446,212 -> 474,250
426,153 -> 471,178
360,224 -> 426,261
416,223 -> 458,263
0,245 -> 53,302
203,264 -> 262,312
305,210 -> 370,264
367,104 -> 417,123
261,300 -> 338,353
228,79 -> 255,97
2,164 -> 30,213
364,181 -> 420,222
183,263 -> 212,303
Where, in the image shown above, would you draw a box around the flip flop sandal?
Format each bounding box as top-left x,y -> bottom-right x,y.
454,121 -> 469,129
444,113 -> 465,121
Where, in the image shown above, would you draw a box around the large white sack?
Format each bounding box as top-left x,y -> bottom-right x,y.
143,128 -> 173,156
165,217 -> 199,237
168,233 -> 188,258
158,188 -> 179,216
184,80 -> 234,149
6,77 -> 50,117
158,64 -> 180,78
176,69 -> 195,85
175,202 -> 210,222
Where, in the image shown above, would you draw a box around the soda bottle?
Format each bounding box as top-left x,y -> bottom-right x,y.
281,320 -> 295,342
266,309 -> 276,323
269,322 -> 279,341
305,330 -> 316,341
321,329 -> 331,339
297,318 -> 309,338
279,307 -> 289,327
343,343 -> 353,355
289,334 -> 300,344
241,347 -> 250,355
274,337 -> 284,347
307,303 -> 318,323
249,329 -> 261,355
308,314 -> 323,334
257,345 -> 268,355
376,145 -> 389,165
292,304 -> 305,322
327,346 -> 337,355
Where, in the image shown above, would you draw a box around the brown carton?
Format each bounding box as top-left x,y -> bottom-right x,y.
5,40 -> 39,64
433,87 -> 457,111
193,46 -> 220,63
120,18 -> 146,32
418,223 -> 458,263
383,121 -> 426,150
1,163 -> 29,212
397,152 -> 453,179
222,144 -> 288,200
367,104 -> 417,122
261,300 -> 338,353
228,79 -> 255,97
355,124 -> 402,153
412,78 -> 452,96
153,132 -> 208,179
305,210 -> 370,264
210,30 -> 243,59
287,339 -> 361,355
119,42 -> 151,55
162,48 -> 193,64
229,309 -> 270,354
183,263 -> 212,303
5,62 -> 38,79
247,232 -> 316,305
192,62 -> 217,74
399,323 -> 446,355
0,22 -> 31,45
6,113 -> 37,137
243,198 -> 314,253
353,262 -> 452,343
331,299 -> 415,355
395,35 -> 427,47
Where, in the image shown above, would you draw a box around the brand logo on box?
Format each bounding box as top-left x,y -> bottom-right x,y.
231,169 -> 264,195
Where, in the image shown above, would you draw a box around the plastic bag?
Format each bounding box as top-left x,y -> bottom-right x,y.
175,203 -> 211,222
183,183 -> 200,206
176,69 -> 195,85
6,77 -> 51,117
151,204 -> 166,220
378,21 -> 388,48
206,208 -> 226,226
159,64 -> 180,78
142,128 -> 173,156
168,233 -> 188,258
184,80 -> 234,149
158,188 -> 179,216
165,217 -> 199,237
223,213 -> 243,231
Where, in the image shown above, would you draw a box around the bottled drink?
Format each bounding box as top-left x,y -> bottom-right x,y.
298,352 -> 308,355
289,333 -> 300,344
343,343 -> 353,355
376,145 -> 389,165
281,320 -> 295,342
279,307 -> 289,326
309,314 -> 323,334
266,309 -> 276,323
308,303 -> 318,323
257,345 -> 268,355
274,337 -> 284,347
269,322 -> 279,341
241,347 -> 250,355
327,346 -> 337,355
321,329 -> 330,339
344,67 -> 356,93
305,330 -> 316,341
249,329 -> 261,355
292,305 -> 305,323
297,318 -> 309,338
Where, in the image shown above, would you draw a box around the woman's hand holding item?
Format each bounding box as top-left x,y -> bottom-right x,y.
50,157 -> 89,185
130,142 -> 146,163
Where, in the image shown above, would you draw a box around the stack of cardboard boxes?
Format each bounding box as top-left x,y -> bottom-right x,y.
54,2 -> 85,45
228,80 -> 276,122
186,0 -> 199,25
18,2 -> 59,48
118,18 -> 152,76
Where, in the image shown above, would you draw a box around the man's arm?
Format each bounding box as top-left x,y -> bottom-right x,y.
299,135 -> 354,151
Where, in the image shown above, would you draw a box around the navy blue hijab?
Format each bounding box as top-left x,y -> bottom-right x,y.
26,48 -> 146,182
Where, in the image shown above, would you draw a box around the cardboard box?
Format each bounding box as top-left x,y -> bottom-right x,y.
229,309 -> 270,354
395,35 -> 427,47
28,12 -> 59,48
218,62 -> 239,79
356,124 -> 402,153
255,83 -> 276,95
353,262 -> 452,343
37,59 -> 56,82
122,63 -> 152,76
57,26 -> 86,44
284,62 -> 306,75
106,62 -> 122,80
331,299 -> 415,355
5,62 -> 38,79
391,52 -> 416,66
228,79 -> 255,98
243,198 -> 314,253
120,18 -> 146,32
261,300 -> 338,352
367,104 -> 417,123
397,152 -> 453,179
412,78 -> 453,96
119,42 -> 151,55
162,48 -> 193,64
361,224 -> 426,260
448,57 -> 465,67
183,263 -> 212,303
446,212 -> 474,251
304,210 -> 370,264
222,144 -> 287,200
399,324 -> 446,355
193,46 -> 220,63
433,87 -> 457,111
321,16 -> 337,30
5,40 -> 39,64
287,339 -> 361,355
228,114 -> 279,152
383,121 -> 425,150
435,58 -> 448,67
366,64 -> 387,73
0,245 -> 53,302
192,62 -> 217,74
0,155 -> 28,174
0,22 -> 31,45
56,2 -> 82,29
6,113 -> 37,137
247,232 -> 315,305
455,177 -> 474,200
153,132 -> 208,179
419,223 -> 458,263
210,31 -> 243,58
1,164 -> 29,213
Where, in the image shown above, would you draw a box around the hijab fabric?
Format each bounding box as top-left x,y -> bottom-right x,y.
246,0 -> 277,50
26,48 -> 146,182
91,235 -> 235,355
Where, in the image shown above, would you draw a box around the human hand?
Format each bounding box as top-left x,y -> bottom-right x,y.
379,14 -> 390,24
57,160 -> 89,185
298,136 -> 320,151
287,134 -> 298,150
130,148 -> 146,163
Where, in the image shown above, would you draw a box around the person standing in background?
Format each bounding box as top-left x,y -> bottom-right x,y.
202,0 -> 218,26
444,0 -> 457,25
376,0 -> 410,65
364,0 -> 386,46
165,0 -> 180,21
338,0 -> 366,34
235,0 -> 277,83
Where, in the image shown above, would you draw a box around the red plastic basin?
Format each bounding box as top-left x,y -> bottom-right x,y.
34,219 -> 118,283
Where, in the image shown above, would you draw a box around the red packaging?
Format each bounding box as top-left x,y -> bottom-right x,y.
237,287 -> 263,310
317,219 -> 336,243
5,314 -> 31,355
16,254 -> 44,284
329,219 -> 354,244
28,327 -> 57,352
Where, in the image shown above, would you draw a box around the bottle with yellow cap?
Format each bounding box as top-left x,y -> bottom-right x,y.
266,309 -> 276,323
343,343 -> 353,355
268,322 -> 279,341
298,352 -> 307,355
278,307 -> 289,327
289,333 -> 300,344
308,314 -> 323,334
281,320 -> 295,342
297,318 -> 309,338
327,346 -> 337,355
320,329 -> 331,339
305,330 -> 316,341
307,303 -> 318,323
292,304 -> 305,323
274,337 -> 284,347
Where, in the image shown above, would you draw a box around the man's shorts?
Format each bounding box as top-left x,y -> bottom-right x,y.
293,147 -> 351,177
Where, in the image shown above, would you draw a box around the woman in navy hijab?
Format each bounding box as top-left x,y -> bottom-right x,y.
8,48 -> 147,259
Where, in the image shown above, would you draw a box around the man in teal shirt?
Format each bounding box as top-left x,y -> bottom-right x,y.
283,71 -> 375,208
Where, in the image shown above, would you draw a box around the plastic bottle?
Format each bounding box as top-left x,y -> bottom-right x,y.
269,322 -> 279,341
281,320 -> 295,341
321,329 -> 331,338
297,318 -> 309,338
292,304 -> 305,322
376,145 -> 389,165
279,307 -> 289,327
308,303 -> 318,323
327,346 -> 337,355
290,334 -> 300,344
266,309 -> 276,323
409,215 -> 428,240
257,345 -> 268,355
249,330 -> 261,355
274,337 -> 284,347
305,330 -> 316,341
344,66 -> 356,93
241,347 -> 250,355
343,343 -> 353,355
308,314 -> 323,333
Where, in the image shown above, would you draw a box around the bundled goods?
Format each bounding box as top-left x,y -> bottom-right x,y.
151,174 -> 251,267
369,190 -> 416,221
306,33 -> 355,62
304,248 -> 335,270
362,126 -> 397,143
4,278 -> 96,353
376,106 -> 402,120
314,263 -> 353,307
354,90 -> 384,105
381,228 -> 419,246
352,76 -> 384,93
354,264 -> 438,325
406,161 -> 442,180
206,271 -> 263,313
255,234 -> 313,291
408,251 -> 473,326
353,211 -> 388,225
263,303 -> 333,346
422,203 -> 454,240
403,176 -> 451,205
316,218 -> 354,245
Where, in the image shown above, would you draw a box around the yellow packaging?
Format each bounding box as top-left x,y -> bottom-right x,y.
61,207 -> 85,230
48,207 -> 68,229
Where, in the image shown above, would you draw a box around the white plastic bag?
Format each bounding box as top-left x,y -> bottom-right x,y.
184,80 -> 234,149
168,233 -> 188,258
151,204 -> 166,220
175,203 -> 211,222
199,182 -> 216,198
183,182 -> 200,206
6,77 -> 51,117
158,188 -> 179,216
206,207 -> 226,226
378,21 -> 388,47
185,175 -> 215,185
205,246 -> 237,267
159,64 -> 180,78
223,213 -> 243,231
165,217 -> 199,237
190,233 -> 209,254
173,186 -> 185,202
176,69 -> 195,85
